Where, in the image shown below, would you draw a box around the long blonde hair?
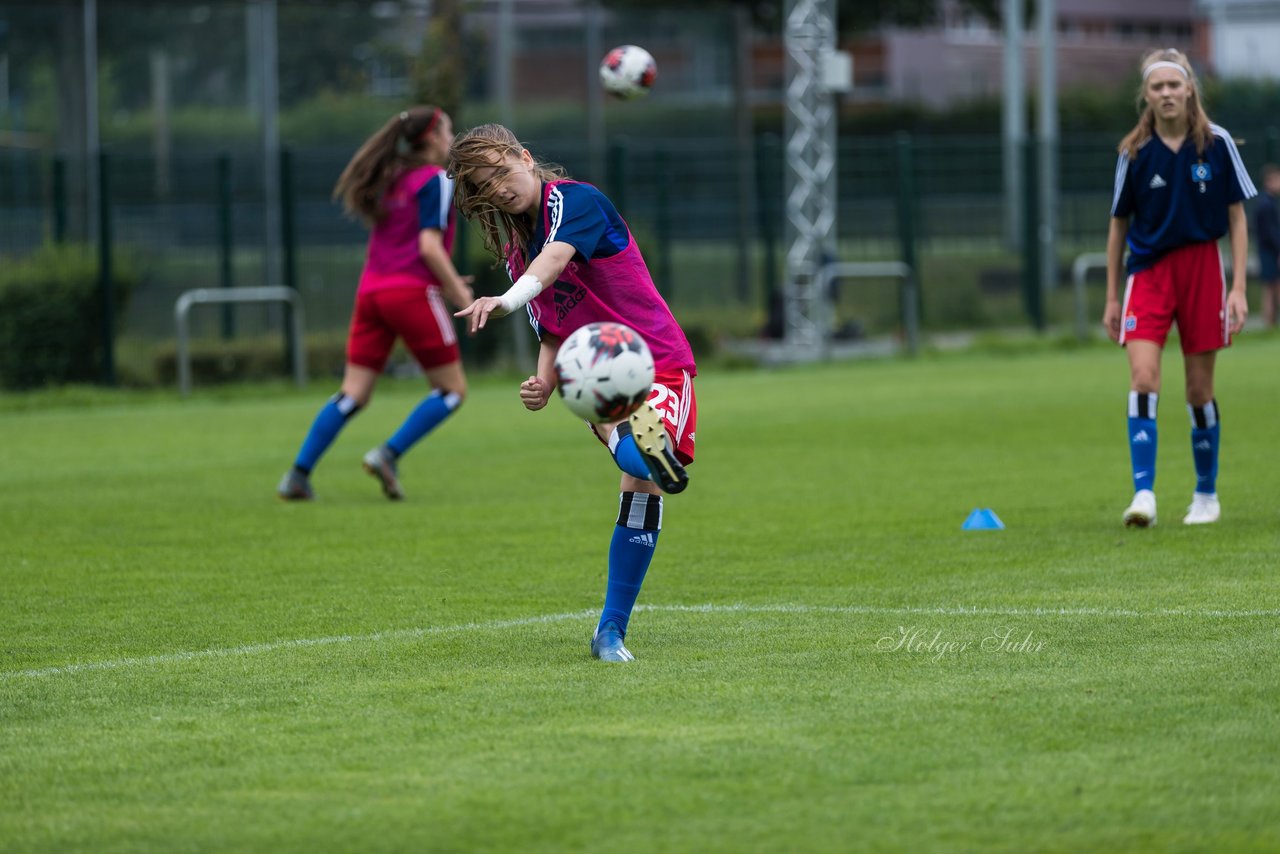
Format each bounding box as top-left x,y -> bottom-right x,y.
448,123 -> 566,260
333,105 -> 446,225
1118,48 -> 1213,158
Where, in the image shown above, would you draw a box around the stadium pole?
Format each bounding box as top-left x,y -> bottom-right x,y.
732,5 -> 756,304
1036,0 -> 1058,323
782,0 -> 838,361
1002,0 -> 1024,252
495,0 -> 534,374
83,0 -> 99,247
248,0 -> 282,294
494,0 -> 513,128
584,0 -> 605,185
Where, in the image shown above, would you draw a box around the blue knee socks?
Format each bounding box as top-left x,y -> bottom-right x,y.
608,424 -> 651,481
599,491 -> 662,636
386,390 -> 462,457
1127,391 -> 1158,493
294,392 -> 361,473
1188,399 -> 1219,495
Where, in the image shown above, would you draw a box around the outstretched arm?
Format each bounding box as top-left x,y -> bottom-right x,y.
454,241 -> 578,333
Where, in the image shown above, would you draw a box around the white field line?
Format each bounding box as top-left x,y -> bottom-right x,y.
3,610 -> 596,680
4,601 -> 1278,680
640,603 -> 1280,619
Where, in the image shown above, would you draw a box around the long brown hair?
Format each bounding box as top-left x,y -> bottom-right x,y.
333,105 -> 445,225
1118,48 -> 1213,158
448,123 -> 566,260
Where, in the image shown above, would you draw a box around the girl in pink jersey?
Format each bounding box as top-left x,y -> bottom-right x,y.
1104,49 -> 1254,528
449,123 -> 697,663
278,106 -> 474,502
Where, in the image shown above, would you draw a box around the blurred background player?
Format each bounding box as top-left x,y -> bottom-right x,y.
449,123 -> 696,663
278,106 -> 474,501
1103,49 -> 1255,527
1253,164 -> 1280,327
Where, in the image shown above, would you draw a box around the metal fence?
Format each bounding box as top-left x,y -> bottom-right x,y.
3,127 -> 1278,350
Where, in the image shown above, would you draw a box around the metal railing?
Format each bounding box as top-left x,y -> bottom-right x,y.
1070,251 -> 1107,341
817,261 -> 920,357
175,286 -> 306,396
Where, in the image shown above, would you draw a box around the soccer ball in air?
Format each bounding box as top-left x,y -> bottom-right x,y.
599,45 -> 657,100
554,322 -> 655,424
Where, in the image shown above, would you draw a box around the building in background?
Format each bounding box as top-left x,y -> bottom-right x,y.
873,0 -> 1204,107
454,0 -> 1223,109
1197,0 -> 1280,79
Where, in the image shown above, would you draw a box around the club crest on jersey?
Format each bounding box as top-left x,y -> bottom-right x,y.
1124,313 -> 1137,332
1191,163 -> 1212,182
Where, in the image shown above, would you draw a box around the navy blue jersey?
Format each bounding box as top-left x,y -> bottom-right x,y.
416,172 -> 453,231
527,182 -> 630,265
1111,124 -> 1256,273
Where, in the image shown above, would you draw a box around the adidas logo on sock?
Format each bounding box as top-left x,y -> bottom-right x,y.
1194,439 -> 1212,450
1132,430 -> 1151,443
1149,174 -> 1167,189
628,532 -> 657,547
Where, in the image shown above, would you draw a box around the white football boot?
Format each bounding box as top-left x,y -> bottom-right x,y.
1182,493 -> 1220,525
1122,489 -> 1157,528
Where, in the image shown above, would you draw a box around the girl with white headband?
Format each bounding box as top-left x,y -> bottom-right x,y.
1104,48 -> 1256,527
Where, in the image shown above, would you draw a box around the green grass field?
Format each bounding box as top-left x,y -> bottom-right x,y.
3,336 -> 1279,852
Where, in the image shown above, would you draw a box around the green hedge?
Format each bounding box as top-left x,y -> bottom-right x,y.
150,335 -> 348,387
0,244 -> 136,390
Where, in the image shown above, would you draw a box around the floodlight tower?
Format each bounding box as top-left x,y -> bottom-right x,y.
782,0 -> 839,360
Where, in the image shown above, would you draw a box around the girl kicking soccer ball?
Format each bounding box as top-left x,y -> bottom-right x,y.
449,124 -> 697,662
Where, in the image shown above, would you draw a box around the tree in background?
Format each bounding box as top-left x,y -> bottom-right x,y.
412,0 -> 465,119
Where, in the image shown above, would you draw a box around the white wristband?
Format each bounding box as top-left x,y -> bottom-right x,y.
498,274 -> 543,314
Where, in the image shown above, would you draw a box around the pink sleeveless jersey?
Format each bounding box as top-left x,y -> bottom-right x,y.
358,164 -> 456,294
511,180 -> 696,376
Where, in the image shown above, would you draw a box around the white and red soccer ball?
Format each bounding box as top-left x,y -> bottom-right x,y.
599,45 -> 657,100
554,322 -> 654,423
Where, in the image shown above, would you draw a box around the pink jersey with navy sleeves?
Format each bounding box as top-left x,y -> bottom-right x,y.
359,164 -> 457,293
508,180 -> 696,376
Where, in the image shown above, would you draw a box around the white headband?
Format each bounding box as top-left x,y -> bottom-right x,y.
1143,60 -> 1189,81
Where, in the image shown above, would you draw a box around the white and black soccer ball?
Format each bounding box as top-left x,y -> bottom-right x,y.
554,322 -> 655,424
599,45 -> 657,100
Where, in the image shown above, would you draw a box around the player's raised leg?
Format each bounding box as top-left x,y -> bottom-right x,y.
626,402 -> 688,494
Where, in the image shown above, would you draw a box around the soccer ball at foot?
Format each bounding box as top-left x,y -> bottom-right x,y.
554,322 -> 655,424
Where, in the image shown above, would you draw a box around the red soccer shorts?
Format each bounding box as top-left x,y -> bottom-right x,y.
592,367 -> 697,466
347,285 -> 460,372
647,367 -> 697,465
1120,240 -> 1229,355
